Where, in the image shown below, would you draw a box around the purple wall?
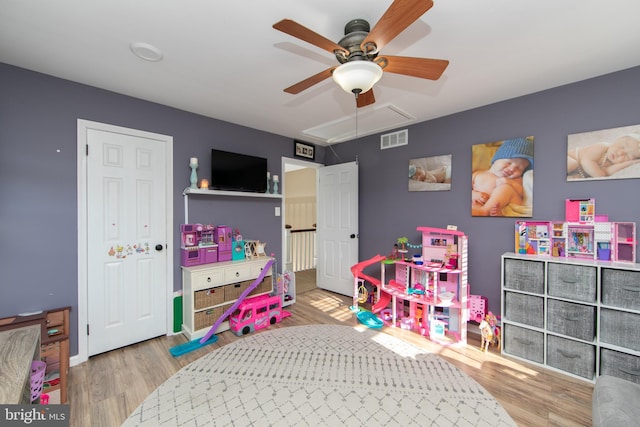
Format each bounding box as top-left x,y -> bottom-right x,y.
330,66 -> 640,315
1,61 -> 638,356
0,62 -> 325,356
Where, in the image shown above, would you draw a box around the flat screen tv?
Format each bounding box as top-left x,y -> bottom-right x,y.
211,149 -> 267,193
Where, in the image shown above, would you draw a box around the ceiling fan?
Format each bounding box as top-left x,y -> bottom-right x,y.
273,0 -> 449,108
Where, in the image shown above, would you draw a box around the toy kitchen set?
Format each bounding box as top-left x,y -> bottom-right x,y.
180,224 -> 233,266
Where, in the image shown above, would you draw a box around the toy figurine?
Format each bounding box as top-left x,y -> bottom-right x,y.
389,243 -> 400,260
479,312 -> 500,351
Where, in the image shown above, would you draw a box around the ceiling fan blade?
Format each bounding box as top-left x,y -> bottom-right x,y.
361,0 -> 434,54
274,19 -> 348,56
356,89 -> 376,108
382,55 -> 449,80
284,67 -> 336,94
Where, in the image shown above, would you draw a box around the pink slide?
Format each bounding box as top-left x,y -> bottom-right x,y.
351,254 -> 386,310
372,290 -> 391,314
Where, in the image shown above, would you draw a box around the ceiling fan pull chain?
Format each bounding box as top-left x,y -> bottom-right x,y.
354,94 -> 359,138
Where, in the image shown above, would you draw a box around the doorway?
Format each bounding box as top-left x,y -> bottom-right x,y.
280,157 -> 359,298
281,157 -> 320,295
77,120 -> 174,363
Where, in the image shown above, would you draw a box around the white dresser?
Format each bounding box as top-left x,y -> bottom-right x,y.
182,258 -> 273,340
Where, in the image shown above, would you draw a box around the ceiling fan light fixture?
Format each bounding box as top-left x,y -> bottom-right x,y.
332,61 -> 383,95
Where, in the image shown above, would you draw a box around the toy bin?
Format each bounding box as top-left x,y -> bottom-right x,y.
30,360 -> 47,402
597,248 -> 611,261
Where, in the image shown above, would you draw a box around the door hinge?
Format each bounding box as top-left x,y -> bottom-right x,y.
86,324 -> 90,335
86,144 -> 89,156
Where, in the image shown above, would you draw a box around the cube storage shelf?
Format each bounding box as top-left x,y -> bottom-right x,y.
501,252 -> 640,383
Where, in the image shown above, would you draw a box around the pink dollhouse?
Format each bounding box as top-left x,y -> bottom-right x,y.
371,226 -> 469,345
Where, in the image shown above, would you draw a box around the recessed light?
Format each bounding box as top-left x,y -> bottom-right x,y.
129,42 -> 163,62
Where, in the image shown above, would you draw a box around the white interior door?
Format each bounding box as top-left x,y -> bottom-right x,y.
317,161 -> 358,296
86,125 -> 169,356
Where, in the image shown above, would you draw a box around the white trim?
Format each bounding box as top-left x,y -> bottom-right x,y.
76,119 -> 174,364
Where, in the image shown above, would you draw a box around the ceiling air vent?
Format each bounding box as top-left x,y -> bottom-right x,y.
380,129 -> 408,150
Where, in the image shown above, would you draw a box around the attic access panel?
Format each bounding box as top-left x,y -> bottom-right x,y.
303,104 -> 414,143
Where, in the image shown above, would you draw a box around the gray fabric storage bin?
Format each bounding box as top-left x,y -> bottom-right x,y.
504,291 -> 544,328
601,268 -> 640,310
547,299 -> 596,341
547,334 -> 595,380
547,262 -> 597,303
600,348 -> 640,385
504,324 -> 544,364
600,308 -> 640,351
503,258 -> 544,294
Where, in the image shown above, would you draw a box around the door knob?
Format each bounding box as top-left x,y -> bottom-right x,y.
350,234 -> 356,239
155,244 -> 164,251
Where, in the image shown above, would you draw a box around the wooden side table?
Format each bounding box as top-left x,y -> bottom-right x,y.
0,306 -> 70,403
0,324 -> 41,404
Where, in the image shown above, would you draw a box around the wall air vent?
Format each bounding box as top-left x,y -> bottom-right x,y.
380,129 -> 408,150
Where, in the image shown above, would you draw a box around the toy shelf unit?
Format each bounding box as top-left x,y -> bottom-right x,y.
501,252 -> 640,384
517,220 -> 636,263
379,227 -> 468,345
565,198 -> 596,223
181,258 -> 274,340
516,221 -> 551,256
515,198 -> 636,263
566,222 -> 596,260
615,222 -> 637,263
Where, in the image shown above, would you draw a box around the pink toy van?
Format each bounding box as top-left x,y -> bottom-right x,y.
229,294 -> 289,336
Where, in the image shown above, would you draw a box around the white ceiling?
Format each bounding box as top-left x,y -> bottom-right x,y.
2,0 -> 639,146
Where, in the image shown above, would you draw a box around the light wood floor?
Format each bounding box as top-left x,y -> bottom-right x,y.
68,285 -> 593,427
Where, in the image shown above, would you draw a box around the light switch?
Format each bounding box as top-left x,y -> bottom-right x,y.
275,207 -> 281,217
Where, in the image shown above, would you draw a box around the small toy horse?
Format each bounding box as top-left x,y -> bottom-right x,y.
479,319 -> 494,351
479,312 -> 500,351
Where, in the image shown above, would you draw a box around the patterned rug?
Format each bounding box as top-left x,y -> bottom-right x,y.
124,325 -> 516,426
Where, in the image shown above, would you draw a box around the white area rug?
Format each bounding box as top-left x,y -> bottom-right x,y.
124,325 -> 516,426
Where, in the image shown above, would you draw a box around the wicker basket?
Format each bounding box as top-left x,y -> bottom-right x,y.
194,306 -> 224,331
194,287 -> 224,310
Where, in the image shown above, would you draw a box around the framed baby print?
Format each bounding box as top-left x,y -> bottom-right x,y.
567,124 -> 640,181
471,136 -> 534,217
408,155 -> 452,192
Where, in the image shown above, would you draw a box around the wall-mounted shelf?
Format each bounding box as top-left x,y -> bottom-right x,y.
183,187 -> 282,198
183,187 -> 282,223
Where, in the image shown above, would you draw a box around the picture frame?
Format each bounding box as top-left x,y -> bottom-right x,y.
567,124 -> 640,181
408,154 -> 452,192
471,136 -> 534,217
294,140 -> 315,160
